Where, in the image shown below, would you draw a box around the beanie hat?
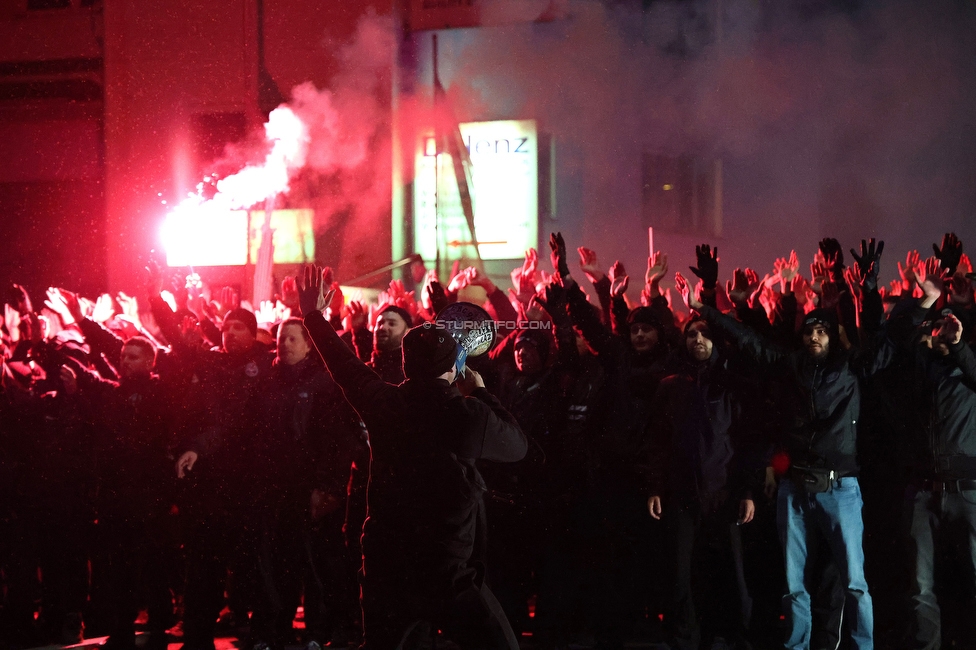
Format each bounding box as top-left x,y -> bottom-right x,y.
378,304 -> 414,328
223,308 -> 258,338
626,306 -> 664,333
402,323 -> 459,380
514,328 -> 551,365
802,308 -> 838,331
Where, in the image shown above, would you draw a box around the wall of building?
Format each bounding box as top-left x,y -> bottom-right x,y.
398,0 -> 976,293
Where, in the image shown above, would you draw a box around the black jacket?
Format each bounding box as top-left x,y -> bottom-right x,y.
303,311 -> 527,595
648,349 -> 747,503
80,373 -> 176,520
564,279 -> 671,486
896,303 -> 976,479
699,304 -> 891,476
246,356 -> 367,499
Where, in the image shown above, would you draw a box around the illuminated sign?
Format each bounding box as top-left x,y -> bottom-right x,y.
414,119 -> 538,262
161,209 -> 315,267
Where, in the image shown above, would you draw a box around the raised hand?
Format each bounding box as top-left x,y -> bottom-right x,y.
810,260 -> 829,295
933,232 -> 963,276
549,232 -> 570,278
914,256 -> 948,305
818,238 -> 845,271
577,246 -> 604,283
509,264 -> 537,308
773,251 -> 800,291
898,250 -> 921,290
745,269 -> 767,306
91,293 -> 116,324
45,287 -> 83,325
957,253 -> 973,277
849,238 -> 885,292
609,260 -> 627,283
645,252 -> 668,287
343,300 -> 368,331
689,244 -> 719,290
948,275 -> 974,306
448,267 -> 476,294
327,282 -> 344,317
255,300 -> 277,329
820,280 -> 841,311
180,315 -> 205,347
935,313 -> 964,346
674,272 -> 703,311
280,276 -> 300,311
297,265 -> 334,317
217,286 -> 240,318
465,267 -> 496,292
844,267 -> 864,303
727,268 -> 750,305
610,272 -> 629,299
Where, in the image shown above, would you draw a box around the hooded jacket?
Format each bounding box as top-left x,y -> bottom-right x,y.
302,310 -> 526,595
698,301 -> 892,476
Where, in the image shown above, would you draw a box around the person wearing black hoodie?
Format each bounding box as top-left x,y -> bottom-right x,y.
647,317 -> 755,650
295,266 -> 527,650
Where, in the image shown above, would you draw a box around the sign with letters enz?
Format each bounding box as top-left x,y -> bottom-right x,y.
414,119 -> 538,262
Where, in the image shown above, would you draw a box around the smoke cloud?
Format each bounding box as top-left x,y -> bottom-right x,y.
428,0 -> 976,279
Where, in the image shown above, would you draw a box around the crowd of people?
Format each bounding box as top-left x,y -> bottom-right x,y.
1,230 -> 975,650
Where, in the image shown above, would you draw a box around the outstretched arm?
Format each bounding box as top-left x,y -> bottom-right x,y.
298,266 -> 396,418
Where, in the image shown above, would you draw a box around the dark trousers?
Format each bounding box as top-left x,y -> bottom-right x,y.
89,515 -> 174,645
663,496 -> 750,650
905,487 -> 976,650
360,572 -> 519,650
249,498 -> 359,647
181,503 -> 251,650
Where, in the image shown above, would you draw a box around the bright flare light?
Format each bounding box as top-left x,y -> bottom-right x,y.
161,107 -> 310,267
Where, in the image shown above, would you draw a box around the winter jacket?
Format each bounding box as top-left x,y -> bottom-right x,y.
303,310 -> 527,595
648,349 -> 748,502
245,356 -> 367,499
896,303 -> 976,479
698,303 -> 891,476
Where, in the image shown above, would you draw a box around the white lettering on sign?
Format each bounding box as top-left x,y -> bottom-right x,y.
414,119 -> 538,262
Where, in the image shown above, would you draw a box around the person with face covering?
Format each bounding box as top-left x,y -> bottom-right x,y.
680,238 -> 890,650
294,265 -> 527,650
647,318 -> 755,650
242,318 -> 365,650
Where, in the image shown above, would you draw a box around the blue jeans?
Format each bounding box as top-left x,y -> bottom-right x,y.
778,476 -> 873,649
